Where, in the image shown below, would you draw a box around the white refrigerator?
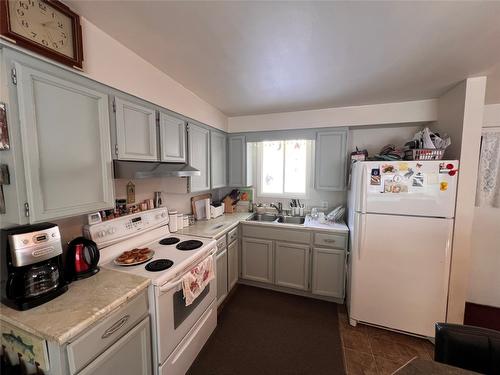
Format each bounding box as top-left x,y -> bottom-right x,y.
347,160 -> 459,337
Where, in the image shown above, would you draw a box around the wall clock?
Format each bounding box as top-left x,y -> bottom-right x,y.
0,0 -> 83,69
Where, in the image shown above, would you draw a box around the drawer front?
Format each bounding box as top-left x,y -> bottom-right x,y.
227,227 -> 239,244
216,235 -> 227,253
314,232 -> 347,249
242,224 -> 310,244
67,291 -> 148,374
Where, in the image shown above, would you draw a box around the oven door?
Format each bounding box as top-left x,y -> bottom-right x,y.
155,250 -> 217,364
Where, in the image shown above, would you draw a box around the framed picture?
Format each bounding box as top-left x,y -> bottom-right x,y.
0,102 -> 10,150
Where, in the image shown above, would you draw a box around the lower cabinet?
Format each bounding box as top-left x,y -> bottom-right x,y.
311,247 -> 345,298
241,238 -> 274,284
275,242 -> 310,291
216,248 -> 228,306
227,240 -> 239,291
78,317 -> 152,375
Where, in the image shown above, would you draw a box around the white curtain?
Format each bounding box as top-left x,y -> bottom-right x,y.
476,128 -> 500,208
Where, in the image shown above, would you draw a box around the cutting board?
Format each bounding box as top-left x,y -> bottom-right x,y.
191,193 -> 212,220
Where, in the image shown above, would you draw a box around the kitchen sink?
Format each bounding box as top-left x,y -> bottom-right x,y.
277,216 -> 306,225
248,213 -> 305,225
248,213 -> 279,222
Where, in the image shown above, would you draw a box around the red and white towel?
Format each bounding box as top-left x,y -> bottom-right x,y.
182,255 -> 215,306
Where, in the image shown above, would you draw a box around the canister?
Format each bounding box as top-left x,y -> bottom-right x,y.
169,210 -> 178,232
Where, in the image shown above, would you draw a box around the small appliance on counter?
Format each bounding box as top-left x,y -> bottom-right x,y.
65,237 -> 100,281
0,223 -> 68,310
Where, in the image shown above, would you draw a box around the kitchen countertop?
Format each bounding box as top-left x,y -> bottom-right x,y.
0,268 -> 150,345
178,212 -> 254,238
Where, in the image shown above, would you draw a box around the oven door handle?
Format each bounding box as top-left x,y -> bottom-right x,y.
159,249 -> 216,294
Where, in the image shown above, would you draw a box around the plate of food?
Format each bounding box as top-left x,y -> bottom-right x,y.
114,248 -> 154,266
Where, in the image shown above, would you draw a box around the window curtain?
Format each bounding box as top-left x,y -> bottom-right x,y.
475,128 -> 500,208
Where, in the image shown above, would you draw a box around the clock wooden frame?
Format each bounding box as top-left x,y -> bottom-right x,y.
0,0 -> 83,69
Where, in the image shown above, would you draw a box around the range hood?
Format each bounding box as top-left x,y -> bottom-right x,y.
113,160 -> 200,179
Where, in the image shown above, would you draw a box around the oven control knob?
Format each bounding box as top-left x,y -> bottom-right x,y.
98,230 -> 106,238
161,212 -> 167,218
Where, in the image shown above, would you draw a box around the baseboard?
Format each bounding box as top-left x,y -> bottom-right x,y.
464,302 -> 500,331
238,279 -> 345,304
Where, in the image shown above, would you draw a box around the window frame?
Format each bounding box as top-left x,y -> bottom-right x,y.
255,140 -> 313,199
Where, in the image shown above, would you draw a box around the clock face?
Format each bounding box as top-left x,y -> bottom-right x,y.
8,0 -> 74,59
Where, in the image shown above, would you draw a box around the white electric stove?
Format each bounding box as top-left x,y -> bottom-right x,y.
84,207 -> 218,375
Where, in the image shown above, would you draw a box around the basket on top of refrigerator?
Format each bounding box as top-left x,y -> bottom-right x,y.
404,127 -> 451,160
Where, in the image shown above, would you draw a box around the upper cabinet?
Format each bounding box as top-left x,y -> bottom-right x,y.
314,129 -> 348,191
228,135 -> 253,187
188,123 -> 211,192
7,53 -> 114,223
159,111 -> 186,163
113,97 -> 157,161
210,131 -> 227,189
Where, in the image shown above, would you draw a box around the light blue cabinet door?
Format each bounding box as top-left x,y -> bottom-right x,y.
114,97 -> 157,161
14,61 -> 114,222
159,111 -> 186,163
315,129 -> 348,191
210,131 -> 227,189
188,123 -> 211,192
228,135 -> 252,187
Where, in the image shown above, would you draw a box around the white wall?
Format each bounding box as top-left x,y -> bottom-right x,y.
349,124 -> 423,156
435,77 -> 486,323
80,18 -> 227,131
468,103 -> 500,308
228,99 -> 437,133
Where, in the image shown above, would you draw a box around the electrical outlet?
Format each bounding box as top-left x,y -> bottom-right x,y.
321,201 -> 328,209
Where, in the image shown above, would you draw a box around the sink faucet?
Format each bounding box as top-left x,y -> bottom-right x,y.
270,202 -> 283,215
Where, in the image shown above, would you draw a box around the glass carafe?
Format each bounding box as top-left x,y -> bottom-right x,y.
24,261 -> 60,298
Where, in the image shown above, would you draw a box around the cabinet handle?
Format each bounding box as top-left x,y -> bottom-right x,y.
102,315 -> 130,339
323,239 -> 336,243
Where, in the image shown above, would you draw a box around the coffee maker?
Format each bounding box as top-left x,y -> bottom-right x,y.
1,223 -> 68,310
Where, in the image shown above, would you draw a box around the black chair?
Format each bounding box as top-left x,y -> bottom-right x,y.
435,323 -> 500,374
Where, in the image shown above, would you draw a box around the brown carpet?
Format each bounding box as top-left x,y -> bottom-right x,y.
188,285 -> 346,375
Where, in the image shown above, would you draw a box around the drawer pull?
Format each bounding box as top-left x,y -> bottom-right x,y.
102,315 -> 130,339
323,239 -> 336,243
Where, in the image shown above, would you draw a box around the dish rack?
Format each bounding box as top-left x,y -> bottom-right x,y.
404,149 -> 444,160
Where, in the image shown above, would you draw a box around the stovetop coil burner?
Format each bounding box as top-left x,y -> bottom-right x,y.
159,237 -> 180,245
176,240 -> 203,251
145,259 -> 174,272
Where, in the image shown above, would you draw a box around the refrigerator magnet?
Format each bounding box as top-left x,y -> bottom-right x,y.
412,173 -> 424,187
381,164 -> 396,173
398,162 -> 409,172
404,168 -> 415,179
440,181 -> 449,191
370,168 -> 381,185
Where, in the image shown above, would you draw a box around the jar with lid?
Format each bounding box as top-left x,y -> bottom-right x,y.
169,210 -> 178,232
177,213 -> 184,229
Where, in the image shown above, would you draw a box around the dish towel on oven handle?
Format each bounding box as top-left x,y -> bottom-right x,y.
182,255 -> 215,306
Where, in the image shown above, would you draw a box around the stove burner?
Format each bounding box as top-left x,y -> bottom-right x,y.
159,237 -> 180,245
176,240 -> 203,251
145,259 -> 174,272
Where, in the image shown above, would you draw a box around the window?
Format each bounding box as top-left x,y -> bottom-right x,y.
257,140 -> 312,198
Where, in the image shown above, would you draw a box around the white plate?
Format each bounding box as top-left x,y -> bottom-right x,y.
114,250 -> 155,266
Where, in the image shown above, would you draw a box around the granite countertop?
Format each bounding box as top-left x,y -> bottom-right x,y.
0,268 -> 150,345
178,212 -> 254,238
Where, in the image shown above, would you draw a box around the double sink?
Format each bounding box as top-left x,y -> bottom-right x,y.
247,213 -> 306,225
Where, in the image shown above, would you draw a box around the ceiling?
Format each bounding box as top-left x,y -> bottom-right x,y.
66,1 -> 500,116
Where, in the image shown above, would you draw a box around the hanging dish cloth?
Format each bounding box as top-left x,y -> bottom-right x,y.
182,255 -> 215,306
476,128 -> 500,208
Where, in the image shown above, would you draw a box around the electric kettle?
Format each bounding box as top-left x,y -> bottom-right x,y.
66,237 -> 100,281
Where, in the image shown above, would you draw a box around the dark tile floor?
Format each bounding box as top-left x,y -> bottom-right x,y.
338,306 -> 435,375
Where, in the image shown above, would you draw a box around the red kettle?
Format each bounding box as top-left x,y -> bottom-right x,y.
66,237 -> 100,281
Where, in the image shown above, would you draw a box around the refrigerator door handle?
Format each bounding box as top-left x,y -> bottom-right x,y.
358,213 -> 366,261
358,165 -> 367,213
